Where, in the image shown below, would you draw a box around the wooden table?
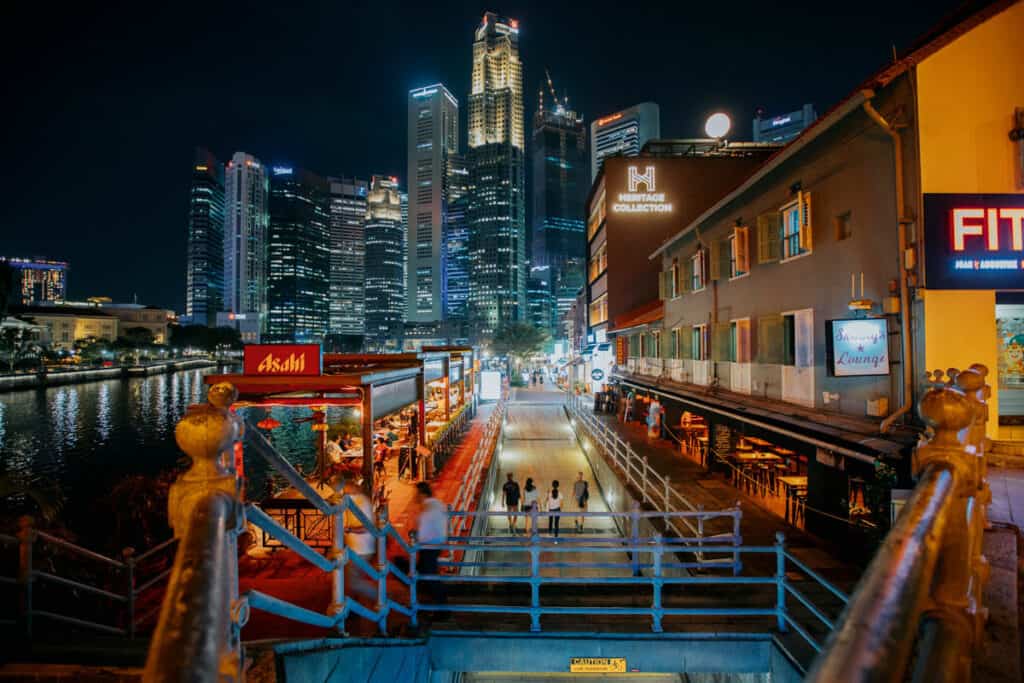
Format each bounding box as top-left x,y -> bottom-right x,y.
734,452 -> 782,464
744,436 -> 772,448
779,476 -> 809,524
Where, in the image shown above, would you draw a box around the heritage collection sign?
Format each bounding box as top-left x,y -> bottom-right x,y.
923,193 -> 1024,290
825,319 -> 890,377
243,344 -> 322,376
611,165 -> 674,214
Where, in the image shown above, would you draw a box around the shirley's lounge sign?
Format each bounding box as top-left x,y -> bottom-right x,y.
826,319 -> 890,377
243,344 -> 322,376
924,193 -> 1024,290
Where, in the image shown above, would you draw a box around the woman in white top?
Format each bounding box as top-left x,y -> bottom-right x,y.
546,480 -> 562,537
521,478 -> 540,534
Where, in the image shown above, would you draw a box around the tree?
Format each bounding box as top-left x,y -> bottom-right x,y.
120,326 -> 155,347
490,322 -> 549,373
0,261 -> 15,325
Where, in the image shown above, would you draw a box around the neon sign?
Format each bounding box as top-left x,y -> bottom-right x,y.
596,113 -> 623,127
272,166 -> 293,176
924,194 -> 1024,290
612,165 -> 673,214
243,344 -> 322,376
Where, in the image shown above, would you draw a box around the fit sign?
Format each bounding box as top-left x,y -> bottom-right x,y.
611,165 -> 673,214
243,344 -> 322,376
826,319 -> 890,377
924,194 -> 1024,290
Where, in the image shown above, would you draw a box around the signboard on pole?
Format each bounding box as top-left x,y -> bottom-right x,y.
480,370 -> 502,401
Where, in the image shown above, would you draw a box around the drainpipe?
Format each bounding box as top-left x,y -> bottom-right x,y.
861,89 -> 913,434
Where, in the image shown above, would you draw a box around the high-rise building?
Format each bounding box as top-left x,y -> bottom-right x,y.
467,12 -> 526,338
327,177 -> 369,340
752,104 -> 818,143
530,85 -> 587,337
221,151 -> 269,338
444,154 -> 471,321
590,102 -> 660,180
407,83 -> 459,323
0,258 -> 68,305
266,167 -> 330,344
184,147 -> 224,326
364,176 -> 406,351
527,265 -> 555,333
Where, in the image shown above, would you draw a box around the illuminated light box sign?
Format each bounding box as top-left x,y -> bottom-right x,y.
243,344 -> 322,376
924,193 -> 1024,290
825,319 -> 890,377
611,165 -> 674,214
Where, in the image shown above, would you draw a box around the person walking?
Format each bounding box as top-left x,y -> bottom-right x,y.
340,479 -> 377,607
572,472 -> 590,533
546,480 -> 562,538
413,482 -> 448,612
502,472 -> 522,534
623,391 -> 636,423
522,478 -> 539,534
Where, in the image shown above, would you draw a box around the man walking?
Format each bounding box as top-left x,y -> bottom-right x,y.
572,472 -> 590,533
502,472 -> 522,534
414,482 -> 448,612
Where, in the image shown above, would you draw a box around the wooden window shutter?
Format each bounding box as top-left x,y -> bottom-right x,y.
718,238 -> 731,279
799,191 -> 813,251
682,257 -> 693,293
711,323 -> 732,362
658,270 -> 667,300
709,239 -> 722,280
736,320 -> 751,363
661,330 -> 672,359
736,227 -> 750,272
756,213 -> 782,263
756,314 -> 785,364
679,325 -> 693,359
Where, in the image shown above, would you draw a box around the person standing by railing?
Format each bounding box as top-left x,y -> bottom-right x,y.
414,482 -> 448,610
573,472 -> 589,533
546,481 -> 562,538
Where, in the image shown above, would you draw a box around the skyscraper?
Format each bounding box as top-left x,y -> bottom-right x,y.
221,151 -> 269,339
590,102 -> 660,180
327,177 -> 369,342
530,86 -> 587,337
407,84 -> 459,323
184,147 -> 224,326
0,258 -> 68,305
467,12 -> 526,338
266,167 -> 330,343
444,154 -> 471,321
752,104 -> 818,143
364,176 -> 405,351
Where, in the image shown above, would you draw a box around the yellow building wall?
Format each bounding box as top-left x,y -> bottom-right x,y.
922,290 -> 999,438
916,2 -> 1024,194
916,3 -> 1023,440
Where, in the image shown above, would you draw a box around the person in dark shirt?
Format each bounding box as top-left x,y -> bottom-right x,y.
502,472 -> 522,535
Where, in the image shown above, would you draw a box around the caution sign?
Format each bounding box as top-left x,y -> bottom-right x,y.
570,657 -> 626,673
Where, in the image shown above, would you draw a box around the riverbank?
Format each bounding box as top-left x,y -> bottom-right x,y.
0,358 -> 220,392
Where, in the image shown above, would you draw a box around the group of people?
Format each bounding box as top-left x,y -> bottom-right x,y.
501,471 -> 590,537
620,389 -> 664,439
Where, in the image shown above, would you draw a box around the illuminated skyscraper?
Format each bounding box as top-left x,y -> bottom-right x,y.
364,176 -> 406,351
753,104 -> 817,143
328,177 -> 369,339
407,83 -> 459,323
184,148 -> 224,326
444,154 -> 471,321
0,258 -> 68,305
467,11 -> 526,338
266,167 -> 330,343
590,102 -> 660,180
531,84 -> 586,337
221,151 -> 269,335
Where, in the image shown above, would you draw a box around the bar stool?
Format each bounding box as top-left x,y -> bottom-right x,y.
794,493 -> 807,525
756,463 -> 771,496
772,464 -> 788,495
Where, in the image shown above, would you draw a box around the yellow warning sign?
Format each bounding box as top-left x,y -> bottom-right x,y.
570,657 -> 627,673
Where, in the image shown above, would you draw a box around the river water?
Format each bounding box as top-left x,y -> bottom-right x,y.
0,367 -> 354,549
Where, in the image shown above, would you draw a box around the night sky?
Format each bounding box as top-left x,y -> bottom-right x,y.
4,0 -> 964,311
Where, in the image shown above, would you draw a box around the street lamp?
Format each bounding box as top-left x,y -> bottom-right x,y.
705,112 -> 731,139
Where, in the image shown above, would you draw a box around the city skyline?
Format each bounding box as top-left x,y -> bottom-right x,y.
3,1 -> 965,310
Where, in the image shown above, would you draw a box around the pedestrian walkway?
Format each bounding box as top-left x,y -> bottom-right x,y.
989,466 -> 1024,528
591,404 -> 862,587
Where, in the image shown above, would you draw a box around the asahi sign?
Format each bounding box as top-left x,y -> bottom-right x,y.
243,344 -> 322,376
826,319 -> 890,377
611,165 -> 674,214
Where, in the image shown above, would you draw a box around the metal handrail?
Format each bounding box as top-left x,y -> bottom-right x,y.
450,397 -> 507,537
806,365 -> 994,682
